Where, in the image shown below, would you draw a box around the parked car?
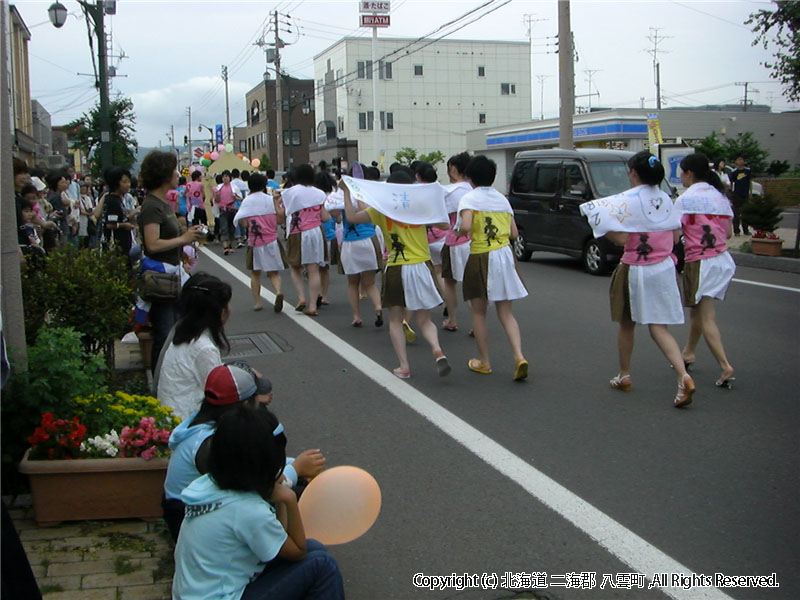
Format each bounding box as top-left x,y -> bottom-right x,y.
508,148 -> 675,275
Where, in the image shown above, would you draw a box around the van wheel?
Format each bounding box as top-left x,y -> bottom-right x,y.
513,231 -> 532,261
583,239 -> 608,275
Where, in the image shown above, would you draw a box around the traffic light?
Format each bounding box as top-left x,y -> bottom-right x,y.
183,135 -> 189,146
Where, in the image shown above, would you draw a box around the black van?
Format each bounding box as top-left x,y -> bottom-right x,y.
509,149 -> 644,275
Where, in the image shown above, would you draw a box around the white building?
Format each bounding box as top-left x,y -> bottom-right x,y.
310,37 -> 531,172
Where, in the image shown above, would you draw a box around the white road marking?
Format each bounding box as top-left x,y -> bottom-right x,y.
731,278 -> 800,293
202,247 -> 734,600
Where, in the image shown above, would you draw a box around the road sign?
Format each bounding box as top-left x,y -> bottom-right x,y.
359,1 -> 390,14
361,14 -> 390,27
194,147 -> 203,158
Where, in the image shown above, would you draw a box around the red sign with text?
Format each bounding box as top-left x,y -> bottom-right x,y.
361,14 -> 390,27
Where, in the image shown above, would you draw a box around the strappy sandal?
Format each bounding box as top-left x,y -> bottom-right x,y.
468,359 -> 492,374
609,374 -> 631,392
351,319 -> 363,327
402,320 -> 416,343
674,374 -> 695,408
294,301 -> 307,312
274,294 -> 284,313
374,310 -> 383,327
442,320 -> 458,332
715,367 -> 735,389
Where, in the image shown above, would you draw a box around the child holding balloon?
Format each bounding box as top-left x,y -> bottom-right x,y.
173,404 -> 344,600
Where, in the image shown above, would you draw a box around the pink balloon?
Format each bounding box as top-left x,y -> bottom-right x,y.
298,466 -> 381,545
210,152 -> 219,160
188,166 -> 197,173
195,165 -> 205,173
217,144 -> 225,152
251,158 -> 261,168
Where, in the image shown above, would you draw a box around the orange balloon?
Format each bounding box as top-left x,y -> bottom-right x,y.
203,152 -> 211,160
298,466 -> 381,545
237,153 -> 244,159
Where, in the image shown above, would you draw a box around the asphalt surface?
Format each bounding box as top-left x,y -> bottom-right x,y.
195,243 -> 799,600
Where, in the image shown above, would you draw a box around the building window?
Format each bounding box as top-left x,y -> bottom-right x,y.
479,113 -> 486,124
338,116 -> 345,132
317,79 -> 323,94
239,140 -> 247,153
501,83 -> 516,95
357,60 -> 374,80
379,60 -> 392,80
261,100 -> 266,111
478,66 -> 485,77
413,64 -> 423,77
283,130 -> 301,146
380,111 -> 393,130
358,111 -> 376,131
250,100 -> 260,125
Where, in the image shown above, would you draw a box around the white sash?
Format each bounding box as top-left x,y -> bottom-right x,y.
580,185 -> 681,237
341,176 -> 448,225
675,182 -> 733,217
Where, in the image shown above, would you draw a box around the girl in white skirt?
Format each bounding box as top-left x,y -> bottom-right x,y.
605,152 -> 695,408
677,153 -> 736,388
275,165 -> 329,316
456,156 -> 529,381
233,173 -> 286,313
441,152 -> 473,332
342,170 -> 450,379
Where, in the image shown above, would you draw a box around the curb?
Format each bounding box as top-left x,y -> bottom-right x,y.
729,250 -> 800,274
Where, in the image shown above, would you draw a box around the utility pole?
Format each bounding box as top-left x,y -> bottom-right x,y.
186,106 -> 192,163
524,13 -> 547,121
371,24 -> 380,167
736,81 -> 758,111
557,0 -> 574,149
646,28 -> 671,110
222,65 -> 231,142
584,69 -> 601,109
536,75 -> 551,120
273,10 -> 284,171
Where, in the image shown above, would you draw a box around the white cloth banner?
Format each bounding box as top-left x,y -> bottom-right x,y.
675,182 -> 733,217
443,182 -> 472,213
324,189 -> 345,211
580,185 -> 681,238
280,185 -> 326,216
233,191 -> 275,227
342,176 -> 448,225
458,186 -> 514,215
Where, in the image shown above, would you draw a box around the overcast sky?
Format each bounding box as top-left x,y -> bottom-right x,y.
15,0 -> 798,150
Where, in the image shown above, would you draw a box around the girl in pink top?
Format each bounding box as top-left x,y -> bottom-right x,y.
214,170 -> 242,255
605,152 -> 695,408
275,165 -> 329,316
677,153 -> 736,388
441,152 -> 473,332
185,171 -> 207,227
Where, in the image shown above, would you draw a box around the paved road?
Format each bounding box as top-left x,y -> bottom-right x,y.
194,244 -> 799,600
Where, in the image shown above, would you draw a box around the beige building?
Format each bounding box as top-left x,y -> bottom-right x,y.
8,4 -> 35,164
234,74 -> 315,172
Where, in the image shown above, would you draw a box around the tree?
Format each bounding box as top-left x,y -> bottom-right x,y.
259,153 -> 272,171
394,147 -> 446,167
689,132 -> 726,162
64,97 -> 138,179
747,1 -> 800,102
689,131 -> 769,174
723,132 -> 770,175
767,160 -> 790,177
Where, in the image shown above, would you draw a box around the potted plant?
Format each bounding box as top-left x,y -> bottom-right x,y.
18,391 -> 180,525
741,193 -> 784,256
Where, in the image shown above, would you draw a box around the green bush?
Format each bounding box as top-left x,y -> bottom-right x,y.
2,327 -> 108,476
21,246 -> 133,366
742,193 -> 782,233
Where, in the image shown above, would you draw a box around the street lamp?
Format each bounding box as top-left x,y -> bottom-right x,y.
47,2 -> 68,27
49,0 -> 112,175
198,124 -> 215,149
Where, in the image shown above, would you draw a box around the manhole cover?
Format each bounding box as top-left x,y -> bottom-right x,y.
223,332 -> 291,359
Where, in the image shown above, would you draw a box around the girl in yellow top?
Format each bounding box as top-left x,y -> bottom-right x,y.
456,155 -> 529,381
342,170 -> 451,379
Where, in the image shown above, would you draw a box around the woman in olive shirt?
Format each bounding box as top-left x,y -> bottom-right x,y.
138,150 -> 204,370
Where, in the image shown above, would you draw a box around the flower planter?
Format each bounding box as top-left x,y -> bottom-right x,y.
18,449 -> 168,526
750,237 -> 783,257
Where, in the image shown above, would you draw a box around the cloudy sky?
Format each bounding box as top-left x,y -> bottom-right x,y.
15,0 -> 797,149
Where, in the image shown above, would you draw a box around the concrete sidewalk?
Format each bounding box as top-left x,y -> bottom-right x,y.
5,494 -> 174,600
726,226 -> 800,274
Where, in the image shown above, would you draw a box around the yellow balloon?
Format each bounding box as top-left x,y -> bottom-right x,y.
297,466 -> 381,545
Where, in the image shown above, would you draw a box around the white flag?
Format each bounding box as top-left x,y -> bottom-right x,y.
342,176 -> 448,225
